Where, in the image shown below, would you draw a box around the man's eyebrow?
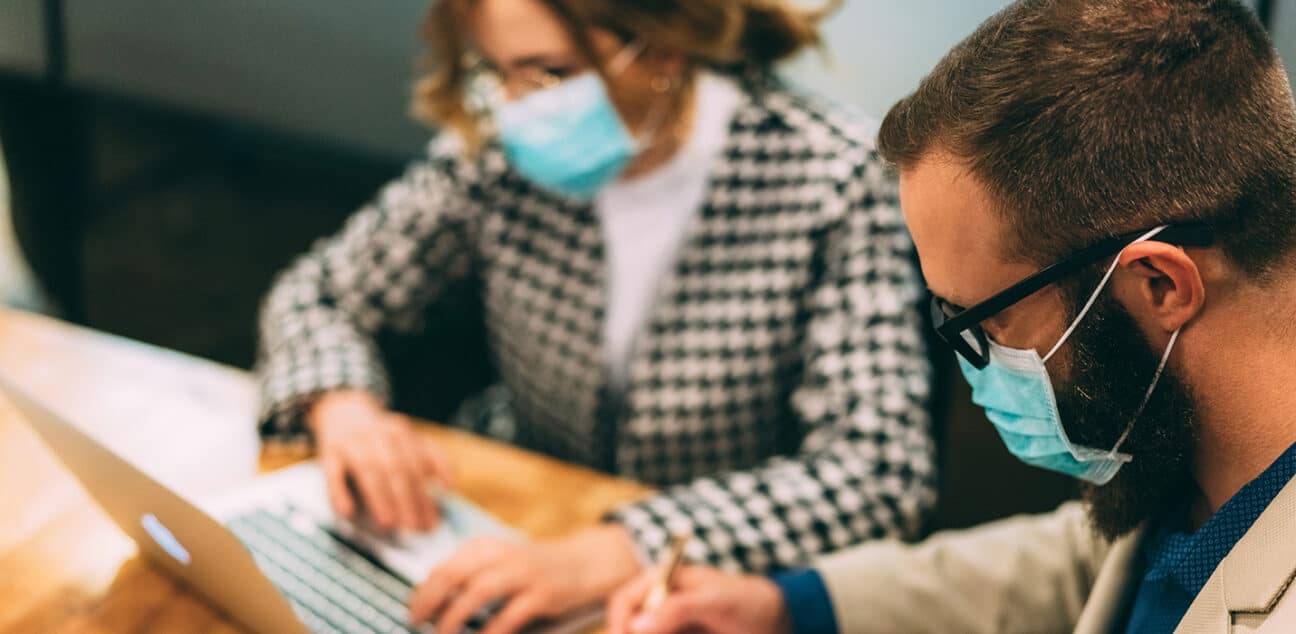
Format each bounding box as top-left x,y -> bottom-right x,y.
926,286 -> 967,307
936,289 -> 989,314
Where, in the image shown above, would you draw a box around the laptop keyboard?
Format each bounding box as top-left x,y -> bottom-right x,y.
228,508 -> 471,634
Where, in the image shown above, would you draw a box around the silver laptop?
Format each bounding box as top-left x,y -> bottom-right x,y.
2,375 -> 601,634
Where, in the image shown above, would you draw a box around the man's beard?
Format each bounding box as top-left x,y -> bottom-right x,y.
1054,289 -> 1199,540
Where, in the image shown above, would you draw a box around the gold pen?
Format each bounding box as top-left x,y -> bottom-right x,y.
643,533 -> 690,612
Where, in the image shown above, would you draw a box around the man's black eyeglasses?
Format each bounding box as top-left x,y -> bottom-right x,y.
931,224 -> 1215,370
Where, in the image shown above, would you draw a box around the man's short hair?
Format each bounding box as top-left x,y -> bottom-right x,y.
878,0 -> 1296,279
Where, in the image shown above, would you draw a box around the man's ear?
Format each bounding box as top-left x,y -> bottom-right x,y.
1116,241 -> 1206,332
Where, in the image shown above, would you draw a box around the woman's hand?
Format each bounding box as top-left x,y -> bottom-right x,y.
607,566 -> 791,634
307,389 -> 455,532
407,525 -> 643,634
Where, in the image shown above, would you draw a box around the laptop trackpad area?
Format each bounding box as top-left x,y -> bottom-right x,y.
201,461 -> 518,582
334,495 -> 519,582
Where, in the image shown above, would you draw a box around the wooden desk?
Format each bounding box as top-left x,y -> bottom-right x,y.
0,309 -> 650,633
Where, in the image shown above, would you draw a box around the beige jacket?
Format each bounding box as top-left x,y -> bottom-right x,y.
817,477 -> 1296,633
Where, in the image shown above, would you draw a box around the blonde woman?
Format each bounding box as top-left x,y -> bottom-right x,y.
256,0 -> 935,630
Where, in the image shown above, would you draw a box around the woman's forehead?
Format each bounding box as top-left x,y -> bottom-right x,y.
471,0 -> 578,66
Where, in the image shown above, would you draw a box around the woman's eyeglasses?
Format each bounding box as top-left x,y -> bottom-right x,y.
931,223 -> 1215,369
461,53 -> 570,114
460,41 -> 645,119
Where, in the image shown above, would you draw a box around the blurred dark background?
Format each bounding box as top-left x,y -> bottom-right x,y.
0,1 -> 431,366
0,0 -> 1287,532
63,102 -> 399,367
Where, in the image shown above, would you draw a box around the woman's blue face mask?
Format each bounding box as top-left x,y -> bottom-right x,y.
494,73 -> 637,199
958,226 -> 1181,485
492,42 -> 659,200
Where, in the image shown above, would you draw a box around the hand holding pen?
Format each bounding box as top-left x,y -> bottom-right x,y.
606,535 -> 793,634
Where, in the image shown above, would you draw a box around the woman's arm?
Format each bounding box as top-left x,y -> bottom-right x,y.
256,135 -> 482,441
608,150 -> 938,573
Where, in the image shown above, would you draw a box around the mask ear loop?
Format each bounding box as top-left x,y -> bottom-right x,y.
604,39 -> 678,151
1043,225 -> 1170,363
607,40 -> 647,76
1105,327 -> 1181,460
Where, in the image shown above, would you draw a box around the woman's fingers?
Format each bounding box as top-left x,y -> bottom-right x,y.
310,396 -> 452,533
436,569 -> 523,634
479,591 -> 548,634
394,432 -> 441,530
610,567 -> 732,634
352,454 -> 400,529
607,571 -> 658,634
378,427 -> 435,531
629,593 -> 706,634
313,402 -> 437,532
408,539 -> 507,624
320,453 -> 354,519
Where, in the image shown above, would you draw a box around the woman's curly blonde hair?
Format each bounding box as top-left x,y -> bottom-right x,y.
412,0 -> 841,151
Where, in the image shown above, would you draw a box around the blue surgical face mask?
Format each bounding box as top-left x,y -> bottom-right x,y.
492,42 -> 657,200
494,73 -> 637,199
958,226 -> 1182,485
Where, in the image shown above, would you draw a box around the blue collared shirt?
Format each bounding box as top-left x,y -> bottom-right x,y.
773,568 -> 839,634
1124,441 -> 1296,634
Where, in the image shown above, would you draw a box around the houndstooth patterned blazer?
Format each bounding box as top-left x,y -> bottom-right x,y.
257,73 -> 937,573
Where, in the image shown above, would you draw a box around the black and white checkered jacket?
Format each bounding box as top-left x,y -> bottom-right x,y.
256,74 -> 936,573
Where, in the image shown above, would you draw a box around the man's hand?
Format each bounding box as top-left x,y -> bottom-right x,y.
607,566 -> 791,634
307,389 -> 455,532
407,525 -> 643,634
